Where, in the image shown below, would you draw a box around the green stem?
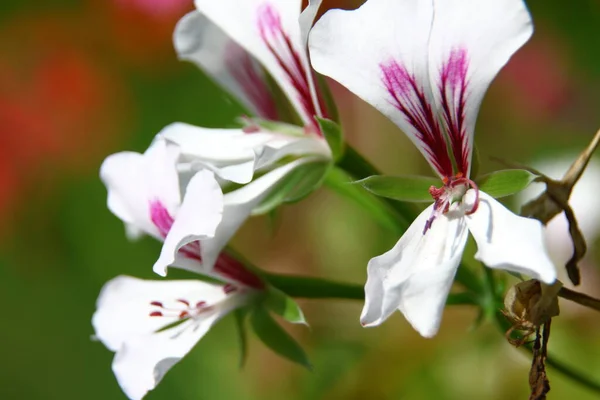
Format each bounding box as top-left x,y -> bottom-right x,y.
264,273 -> 363,299
264,272 -> 476,306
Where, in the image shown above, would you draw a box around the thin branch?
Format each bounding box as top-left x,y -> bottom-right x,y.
558,287 -> 600,312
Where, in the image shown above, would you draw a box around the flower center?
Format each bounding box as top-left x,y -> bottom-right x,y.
423,174 -> 479,234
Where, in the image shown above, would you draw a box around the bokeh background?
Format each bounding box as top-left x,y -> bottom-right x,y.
1,0 -> 600,399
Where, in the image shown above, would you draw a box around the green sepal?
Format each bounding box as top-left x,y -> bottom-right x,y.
264,286 -> 307,325
253,162 -> 330,215
315,73 -> 340,123
250,305 -> 311,369
233,308 -> 249,368
316,117 -> 344,162
355,175 -> 439,202
476,169 -> 538,198
239,117 -> 305,137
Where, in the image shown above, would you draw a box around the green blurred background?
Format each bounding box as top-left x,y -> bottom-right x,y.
1,0 -> 600,399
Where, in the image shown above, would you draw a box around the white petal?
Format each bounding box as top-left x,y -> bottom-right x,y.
427,0 -> 533,176
299,0 -> 323,50
113,326 -> 213,400
92,276 -> 230,352
310,0 -> 532,178
464,191 -> 556,284
158,122 -> 261,184
195,0 -> 322,124
100,140 -> 180,239
153,170 -> 224,276
174,11 -> 278,119
361,204 -> 469,338
92,276 -> 241,400
309,0 -> 453,176
200,157 -> 316,270
160,122 -> 330,183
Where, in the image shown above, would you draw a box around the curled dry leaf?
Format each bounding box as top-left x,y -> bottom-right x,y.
503,280 -> 561,346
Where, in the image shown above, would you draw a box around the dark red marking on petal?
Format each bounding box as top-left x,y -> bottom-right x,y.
256,2 -> 327,134
150,301 -> 163,307
223,283 -> 238,294
226,43 -> 280,121
438,49 -> 470,176
149,200 -> 174,238
214,252 -> 265,290
380,60 -> 454,178
176,299 -> 190,306
149,311 -> 163,317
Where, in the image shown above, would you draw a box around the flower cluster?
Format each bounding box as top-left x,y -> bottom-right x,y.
93,0 -> 557,398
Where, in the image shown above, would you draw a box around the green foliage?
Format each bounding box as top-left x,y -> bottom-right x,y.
476,169 -> 538,198
253,162 -> 330,215
264,286 -> 307,325
355,175 -> 439,202
250,305 -> 311,369
234,309 -> 249,369
316,117 -> 344,162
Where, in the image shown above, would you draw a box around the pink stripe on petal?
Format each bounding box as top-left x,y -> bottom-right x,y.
214,252 -> 264,289
380,60 -> 454,178
438,48 -> 470,176
149,200 -> 175,238
226,43 -> 279,121
257,2 -> 327,133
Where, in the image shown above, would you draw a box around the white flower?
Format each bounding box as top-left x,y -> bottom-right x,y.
101,1 -> 334,277
101,138 -> 311,278
93,274 -> 260,400
175,0 -> 326,129
309,0 -> 556,337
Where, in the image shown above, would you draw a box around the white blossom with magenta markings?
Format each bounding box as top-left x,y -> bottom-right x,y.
98,139 -> 265,399
100,137 -> 310,279
126,0 -> 333,276
309,0 -> 557,337
93,268 -> 263,400
176,0 -> 327,130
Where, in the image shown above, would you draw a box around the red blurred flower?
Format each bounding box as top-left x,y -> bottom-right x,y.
0,13 -> 130,235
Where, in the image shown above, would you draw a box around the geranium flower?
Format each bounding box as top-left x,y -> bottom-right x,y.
97,138 -> 265,399
101,137 -> 308,277
175,0 -> 326,129
309,0 -> 556,337
93,265 -> 263,400
110,0 -> 333,275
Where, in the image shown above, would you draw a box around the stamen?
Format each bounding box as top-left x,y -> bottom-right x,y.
148,298 -> 214,320
422,175 -> 480,234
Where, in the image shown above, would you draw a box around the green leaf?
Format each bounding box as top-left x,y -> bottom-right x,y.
253,162 -> 330,215
233,308 -> 248,368
476,169 -> 537,198
355,175 -> 439,202
316,117 -> 344,161
250,305 -> 311,369
264,286 -> 307,325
